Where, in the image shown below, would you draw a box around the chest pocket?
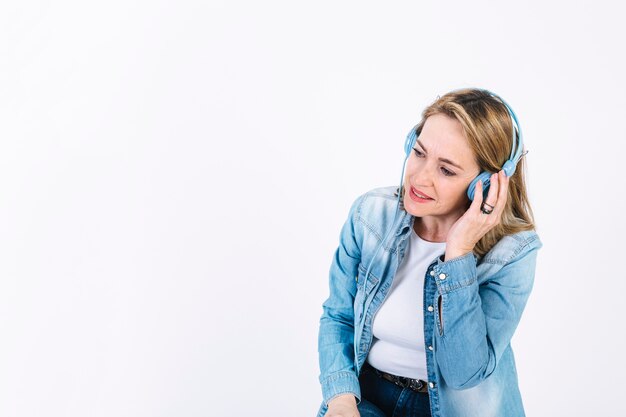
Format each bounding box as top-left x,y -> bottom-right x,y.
356,264 -> 380,296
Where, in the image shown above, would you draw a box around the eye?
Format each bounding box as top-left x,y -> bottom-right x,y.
441,168 -> 455,177
413,148 -> 456,177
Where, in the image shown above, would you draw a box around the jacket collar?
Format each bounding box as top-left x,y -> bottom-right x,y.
395,209 -> 415,236
392,186 -> 416,237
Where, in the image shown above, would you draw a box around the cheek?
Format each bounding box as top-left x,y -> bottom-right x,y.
438,181 -> 470,204
405,157 -> 417,172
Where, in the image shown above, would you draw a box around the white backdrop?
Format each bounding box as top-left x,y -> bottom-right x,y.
2,1 -> 625,416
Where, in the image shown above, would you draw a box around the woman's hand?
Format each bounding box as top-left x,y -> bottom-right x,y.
445,169 -> 510,260
325,394 -> 360,417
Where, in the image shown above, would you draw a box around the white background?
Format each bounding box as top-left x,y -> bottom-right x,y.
2,1 -> 625,416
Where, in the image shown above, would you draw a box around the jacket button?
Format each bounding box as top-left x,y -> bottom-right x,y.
429,382 -> 435,389
427,305 -> 434,312
428,345 -> 433,351
429,270 -> 435,276
438,273 -> 447,280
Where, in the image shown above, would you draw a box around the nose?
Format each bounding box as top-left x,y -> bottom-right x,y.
409,158 -> 437,185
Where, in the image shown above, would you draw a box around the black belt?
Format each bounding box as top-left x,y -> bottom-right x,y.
364,362 -> 429,393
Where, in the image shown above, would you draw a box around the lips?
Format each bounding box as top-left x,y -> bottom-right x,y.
411,187 -> 433,200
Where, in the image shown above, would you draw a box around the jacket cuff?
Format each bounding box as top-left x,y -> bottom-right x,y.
432,251 -> 478,294
321,371 -> 361,406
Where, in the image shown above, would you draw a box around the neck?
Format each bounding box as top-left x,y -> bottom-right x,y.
413,212 -> 464,243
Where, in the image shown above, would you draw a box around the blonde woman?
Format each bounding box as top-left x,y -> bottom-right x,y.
316,88 -> 542,417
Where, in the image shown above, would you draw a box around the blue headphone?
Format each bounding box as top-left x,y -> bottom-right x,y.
403,90 -> 526,201
354,89 -> 526,369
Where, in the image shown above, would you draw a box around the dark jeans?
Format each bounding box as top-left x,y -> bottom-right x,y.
357,362 -> 433,417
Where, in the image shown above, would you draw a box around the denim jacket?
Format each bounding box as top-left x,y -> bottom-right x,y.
317,185 -> 543,417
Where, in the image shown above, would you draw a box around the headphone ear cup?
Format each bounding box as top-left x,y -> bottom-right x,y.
404,128 -> 417,157
467,171 -> 492,201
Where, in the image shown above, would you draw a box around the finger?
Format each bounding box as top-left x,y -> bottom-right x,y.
494,169 -> 509,216
484,171 -> 499,208
470,179 -> 484,214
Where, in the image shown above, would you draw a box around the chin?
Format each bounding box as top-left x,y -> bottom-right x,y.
402,197 -> 430,217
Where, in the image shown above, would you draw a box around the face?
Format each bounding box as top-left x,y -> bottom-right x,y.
403,113 -> 481,222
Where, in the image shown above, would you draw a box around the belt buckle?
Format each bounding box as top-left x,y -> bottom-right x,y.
408,378 -> 424,392
375,368 -> 424,392
396,376 -> 410,389
398,375 -> 420,391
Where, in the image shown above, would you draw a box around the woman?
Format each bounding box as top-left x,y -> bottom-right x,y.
316,88 -> 542,417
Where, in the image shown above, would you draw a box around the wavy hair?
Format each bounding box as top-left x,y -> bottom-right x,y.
399,88 -> 537,259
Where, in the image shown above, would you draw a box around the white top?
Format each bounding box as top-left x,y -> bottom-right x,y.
366,227 -> 446,380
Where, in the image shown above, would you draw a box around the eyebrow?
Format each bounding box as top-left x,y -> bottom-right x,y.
415,139 -> 465,171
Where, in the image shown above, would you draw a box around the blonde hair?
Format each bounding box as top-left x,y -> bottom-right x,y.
404,88 -> 537,259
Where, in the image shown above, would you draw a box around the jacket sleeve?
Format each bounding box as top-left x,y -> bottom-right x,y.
431,234 -> 542,390
317,194 -> 365,406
